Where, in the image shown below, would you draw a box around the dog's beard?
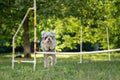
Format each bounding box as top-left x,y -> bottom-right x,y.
47,40 -> 52,44
45,37 -> 53,44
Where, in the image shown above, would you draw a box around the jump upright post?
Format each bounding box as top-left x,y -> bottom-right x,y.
79,25 -> 82,63
33,0 -> 37,71
12,0 -> 37,71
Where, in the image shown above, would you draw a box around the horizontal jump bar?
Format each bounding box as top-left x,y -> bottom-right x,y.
36,48 -> 120,54
14,60 -> 34,63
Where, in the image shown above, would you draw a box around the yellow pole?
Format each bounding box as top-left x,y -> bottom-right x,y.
34,0 -> 37,53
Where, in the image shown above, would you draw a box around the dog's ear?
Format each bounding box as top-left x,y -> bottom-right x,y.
51,31 -> 55,36
41,31 -> 46,37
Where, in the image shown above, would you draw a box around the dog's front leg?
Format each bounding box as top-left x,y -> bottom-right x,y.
44,54 -> 49,68
51,54 -> 57,66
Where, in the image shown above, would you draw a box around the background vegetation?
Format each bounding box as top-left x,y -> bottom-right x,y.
0,0 -> 120,54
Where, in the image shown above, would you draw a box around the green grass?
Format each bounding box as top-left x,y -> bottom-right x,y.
0,53 -> 120,80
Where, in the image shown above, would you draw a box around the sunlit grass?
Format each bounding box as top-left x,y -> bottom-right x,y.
0,52 -> 120,80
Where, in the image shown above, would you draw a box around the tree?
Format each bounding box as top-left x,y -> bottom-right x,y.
0,0 -> 120,53
23,17 -> 31,57
37,0 -> 120,51
0,0 -> 32,56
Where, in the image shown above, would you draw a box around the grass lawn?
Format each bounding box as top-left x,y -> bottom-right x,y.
0,53 -> 120,80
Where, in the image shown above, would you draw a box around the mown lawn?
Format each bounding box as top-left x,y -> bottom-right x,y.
0,53 -> 120,80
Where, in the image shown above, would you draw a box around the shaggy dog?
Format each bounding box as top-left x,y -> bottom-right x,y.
41,31 -> 57,68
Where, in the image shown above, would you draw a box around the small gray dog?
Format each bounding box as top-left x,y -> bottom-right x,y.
41,31 -> 57,68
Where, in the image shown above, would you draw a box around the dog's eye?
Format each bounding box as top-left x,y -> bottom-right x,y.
51,36 -> 54,39
44,37 -> 47,40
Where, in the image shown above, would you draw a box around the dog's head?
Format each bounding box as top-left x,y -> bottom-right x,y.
41,31 -> 56,44
41,31 -> 56,51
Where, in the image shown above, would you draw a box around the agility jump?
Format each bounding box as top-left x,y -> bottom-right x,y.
12,0 -> 37,71
12,0 -> 120,71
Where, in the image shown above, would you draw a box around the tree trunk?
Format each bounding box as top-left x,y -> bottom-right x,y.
23,17 -> 31,58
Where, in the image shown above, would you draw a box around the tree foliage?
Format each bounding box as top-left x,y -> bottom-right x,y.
0,0 -> 120,52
